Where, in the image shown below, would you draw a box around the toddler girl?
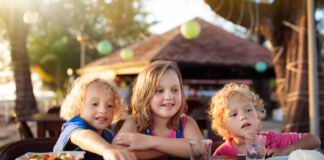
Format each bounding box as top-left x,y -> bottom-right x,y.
113,60 -> 204,159
53,75 -> 136,160
209,83 -> 321,157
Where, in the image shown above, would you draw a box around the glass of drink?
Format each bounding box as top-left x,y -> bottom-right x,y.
245,135 -> 267,160
189,138 -> 212,160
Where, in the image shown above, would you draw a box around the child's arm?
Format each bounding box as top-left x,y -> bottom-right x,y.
70,129 -> 136,160
114,116 -> 204,158
265,133 -> 321,157
113,117 -> 165,159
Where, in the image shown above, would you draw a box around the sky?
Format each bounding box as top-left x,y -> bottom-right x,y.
143,0 -> 217,34
142,0 -> 243,35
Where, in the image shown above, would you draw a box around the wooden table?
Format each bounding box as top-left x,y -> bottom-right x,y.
19,113 -> 65,138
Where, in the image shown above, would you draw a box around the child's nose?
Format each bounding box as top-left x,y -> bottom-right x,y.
164,90 -> 173,99
98,105 -> 107,113
240,112 -> 247,120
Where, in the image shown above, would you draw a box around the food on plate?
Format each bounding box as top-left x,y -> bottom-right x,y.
29,153 -> 76,160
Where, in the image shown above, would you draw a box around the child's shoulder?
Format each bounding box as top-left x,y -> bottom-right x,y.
184,114 -> 198,125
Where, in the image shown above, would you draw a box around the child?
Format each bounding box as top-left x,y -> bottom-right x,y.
209,83 -> 321,157
113,60 -> 204,159
53,75 -> 136,160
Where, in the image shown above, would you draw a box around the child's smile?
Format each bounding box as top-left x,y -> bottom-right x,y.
95,116 -> 108,123
161,102 -> 175,108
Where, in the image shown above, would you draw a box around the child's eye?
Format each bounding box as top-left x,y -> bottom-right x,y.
246,108 -> 252,112
107,104 -> 113,108
172,88 -> 179,93
230,113 -> 237,117
156,89 -> 163,93
92,103 -> 98,106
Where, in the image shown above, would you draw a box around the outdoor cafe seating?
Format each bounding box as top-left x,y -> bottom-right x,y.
17,106 -> 65,139
0,137 -> 58,160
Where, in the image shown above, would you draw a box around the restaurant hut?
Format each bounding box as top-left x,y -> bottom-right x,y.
80,18 -> 273,80
80,17 -> 275,139
80,17 -> 274,105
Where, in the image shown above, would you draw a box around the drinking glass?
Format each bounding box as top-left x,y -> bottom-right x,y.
245,135 -> 267,160
189,138 -> 212,160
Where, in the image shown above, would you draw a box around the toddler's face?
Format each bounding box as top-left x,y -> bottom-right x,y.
223,93 -> 260,140
150,70 -> 182,120
80,82 -> 115,134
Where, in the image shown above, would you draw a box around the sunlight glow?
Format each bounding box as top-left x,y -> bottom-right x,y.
143,0 -> 217,34
143,0 -> 247,38
23,10 -> 39,24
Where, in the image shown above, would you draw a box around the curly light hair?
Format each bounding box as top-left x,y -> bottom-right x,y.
209,83 -> 266,140
131,60 -> 188,132
60,74 -> 125,123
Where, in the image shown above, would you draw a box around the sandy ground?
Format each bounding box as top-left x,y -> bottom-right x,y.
0,121 -> 37,148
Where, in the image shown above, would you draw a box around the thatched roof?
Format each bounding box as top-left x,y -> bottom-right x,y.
81,18 -> 274,79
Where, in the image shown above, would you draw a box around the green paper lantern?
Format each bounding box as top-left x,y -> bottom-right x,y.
180,20 -> 201,39
255,61 -> 267,73
120,49 -> 133,60
97,40 -> 113,55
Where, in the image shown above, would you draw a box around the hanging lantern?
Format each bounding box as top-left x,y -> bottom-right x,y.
180,20 -> 201,39
255,61 -> 267,73
97,40 -> 113,55
66,68 -> 73,76
263,40 -> 272,50
120,49 -> 133,60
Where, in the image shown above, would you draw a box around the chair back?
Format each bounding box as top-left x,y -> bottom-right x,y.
0,137 -> 58,160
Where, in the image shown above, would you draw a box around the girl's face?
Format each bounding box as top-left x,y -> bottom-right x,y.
80,82 -> 115,134
150,70 -> 182,120
224,93 -> 260,140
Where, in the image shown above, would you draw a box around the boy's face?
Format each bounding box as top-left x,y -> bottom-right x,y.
80,82 -> 115,134
224,93 -> 260,140
150,70 -> 182,120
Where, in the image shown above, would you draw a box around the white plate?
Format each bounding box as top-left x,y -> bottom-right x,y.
16,151 -> 85,160
266,155 -> 289,160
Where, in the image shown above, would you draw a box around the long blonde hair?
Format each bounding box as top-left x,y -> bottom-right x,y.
60,74 -> 125,123
209,83 -> 266,140
131,60 -> 187,131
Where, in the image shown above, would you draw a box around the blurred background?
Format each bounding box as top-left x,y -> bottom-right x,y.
0,0 -> 323,152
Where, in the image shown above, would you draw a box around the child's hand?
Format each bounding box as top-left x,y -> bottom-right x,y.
113,133 -> 154,150
265,147 -> 290,157
103,148 -> 137,160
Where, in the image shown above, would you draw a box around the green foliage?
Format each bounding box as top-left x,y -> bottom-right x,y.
28,23 -> 79,92
28,0 -> 154,93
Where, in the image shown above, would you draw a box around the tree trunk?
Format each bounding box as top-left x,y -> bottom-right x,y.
205,0 -> 324,146
3,4 -> 38,117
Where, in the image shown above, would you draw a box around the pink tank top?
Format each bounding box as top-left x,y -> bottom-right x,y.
150,114 -> 186,138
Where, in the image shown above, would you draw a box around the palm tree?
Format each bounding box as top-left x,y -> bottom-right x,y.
0,0 -> 38,117
205,0 -> 324,145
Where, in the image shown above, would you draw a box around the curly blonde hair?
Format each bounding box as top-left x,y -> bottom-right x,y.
209,83 -> 266,140
131,60 -> 188,132
60,74 -> 125,123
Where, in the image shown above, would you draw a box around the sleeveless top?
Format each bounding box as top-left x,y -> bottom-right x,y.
53,116 -> 115,160
143,114 -> 186,160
